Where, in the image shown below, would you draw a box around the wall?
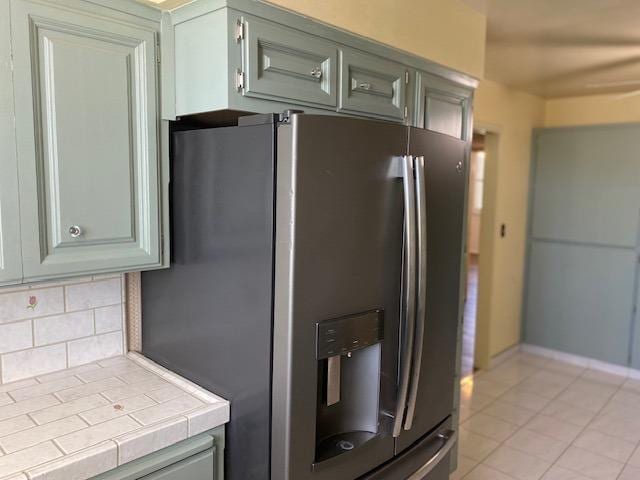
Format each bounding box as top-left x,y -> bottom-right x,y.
0,275 -> 126,384
473,79 -> 546,364
545,93 -> 640,127
266,0 -> 487,78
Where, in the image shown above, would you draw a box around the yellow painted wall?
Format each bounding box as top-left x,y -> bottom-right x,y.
266,0 -> 487,78
473,80 -> 546,363
545,93 -> 640,127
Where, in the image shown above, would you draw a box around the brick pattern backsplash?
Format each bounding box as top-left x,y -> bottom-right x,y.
0,275 -> 126,384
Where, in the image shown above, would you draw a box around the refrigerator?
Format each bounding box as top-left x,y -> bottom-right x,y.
141,112 -> 467,480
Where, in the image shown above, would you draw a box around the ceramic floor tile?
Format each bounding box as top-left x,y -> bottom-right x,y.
572,429 -> 636,463
541,465 -> 592,480
618,464 -> 640,480
621,378 -> 640,395
555,388 -> 612,412
541,400 -> 597,427
484,445 -> 552,480
460,388 -> 495,412
482,401 -> 537,427
504,429 -> 568,462
472,378 -> 512,398
450,455 -> 477,480
517,378 -> 567,399
499,387 -> 551,412
458,429 -> 500,462
580,369 -> 626,387
525,414 -> 582,443
465,464 -> 517,480
628,444 -> 640,467
461,412 -> 519,442
556,446 -> 624,480
588,413 -> 640,443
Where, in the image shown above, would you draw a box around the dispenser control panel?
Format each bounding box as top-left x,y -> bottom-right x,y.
316,310 -> 384,360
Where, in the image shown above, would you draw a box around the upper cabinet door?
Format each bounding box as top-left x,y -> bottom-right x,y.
242,15 -> 338,108
338,48 -> 408,121
11,0 -> 161,281
0,2 -> 23,285
417,72 -> 472,140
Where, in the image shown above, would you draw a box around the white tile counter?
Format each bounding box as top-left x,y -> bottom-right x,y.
0,353 -> 229,480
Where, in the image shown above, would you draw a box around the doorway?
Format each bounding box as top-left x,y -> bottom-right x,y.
461,133 -> 487,377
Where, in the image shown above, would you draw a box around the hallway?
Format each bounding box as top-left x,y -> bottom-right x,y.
462,255 -> 478,377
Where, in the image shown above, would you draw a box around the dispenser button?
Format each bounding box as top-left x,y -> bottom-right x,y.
337,440 -> 354,451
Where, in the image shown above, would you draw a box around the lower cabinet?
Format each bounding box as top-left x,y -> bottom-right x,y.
6,0 -> 166,283
93,428 -> 224,480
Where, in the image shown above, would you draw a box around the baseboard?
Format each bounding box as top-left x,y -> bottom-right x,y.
522,343 -> 640,379
489,344 -> 521,369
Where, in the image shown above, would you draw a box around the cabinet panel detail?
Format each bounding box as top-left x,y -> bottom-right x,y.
11,0 -> 161,280
242,16 -> 337,108
339,48 -> 407,120
418,72 -> 471,140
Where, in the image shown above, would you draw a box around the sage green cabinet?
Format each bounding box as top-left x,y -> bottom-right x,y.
10,0 -> 164,282
416,71 -> 472,139
242,15 -> 338,108
0,2 -> 23,286
93,428 -> 224,480
338,48 -> 408,121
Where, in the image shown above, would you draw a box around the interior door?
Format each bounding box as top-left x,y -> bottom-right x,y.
11,0 -> 161,281
525,125 -> 640,367
272,115 -> 407,480
396,128 -> 467,453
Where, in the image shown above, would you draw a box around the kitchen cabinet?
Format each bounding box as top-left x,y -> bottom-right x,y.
93,427 -> 224,480
0,2 -> 23,286
8,0 -> 167,283
169,0 -> 477,127
338,48 -> 408,121
242,15 -> 338,108
416,71 -> 472,140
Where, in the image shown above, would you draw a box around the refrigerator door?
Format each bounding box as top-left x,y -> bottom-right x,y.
272,114 -> 408,480
396,128 -> 467,454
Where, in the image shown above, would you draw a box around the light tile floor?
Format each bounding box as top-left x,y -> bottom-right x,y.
453,351 -> 640,480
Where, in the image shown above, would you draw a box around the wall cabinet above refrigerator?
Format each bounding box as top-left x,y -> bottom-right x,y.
166,0 -> 477,130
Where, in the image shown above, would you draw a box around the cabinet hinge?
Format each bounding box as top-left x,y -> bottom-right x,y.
236,19 -> 245,41
155,38 -> 160,64
236,69 -> 245,90
404,106 -> 408,118
405,71 -> 409,84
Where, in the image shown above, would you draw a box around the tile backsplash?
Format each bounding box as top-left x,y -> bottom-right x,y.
0,275 -> 126,384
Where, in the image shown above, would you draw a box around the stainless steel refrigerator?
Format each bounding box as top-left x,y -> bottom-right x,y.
141,112 -> 467,480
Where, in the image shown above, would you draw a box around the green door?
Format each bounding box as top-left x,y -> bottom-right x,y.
525,125 -> 640,366
0,1 -> 23,285
11,0 -> 161,281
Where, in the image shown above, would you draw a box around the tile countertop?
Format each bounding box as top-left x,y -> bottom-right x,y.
0,352 -> 229,480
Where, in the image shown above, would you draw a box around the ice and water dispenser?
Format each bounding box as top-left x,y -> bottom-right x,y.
314,310 -> 385,465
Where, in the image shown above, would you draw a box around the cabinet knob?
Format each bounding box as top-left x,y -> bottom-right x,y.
359,82 -> 372,90
69,225 -> 83,238
310,67 -> 323,79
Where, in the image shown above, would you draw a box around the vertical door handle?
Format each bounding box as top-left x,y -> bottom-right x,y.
393,155 -> 417,438
404,156 -> 427,430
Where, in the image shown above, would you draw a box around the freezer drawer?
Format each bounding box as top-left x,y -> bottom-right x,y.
360,418 -> 455,480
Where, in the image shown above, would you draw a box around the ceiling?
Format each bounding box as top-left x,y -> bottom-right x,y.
464,0 -> 640,98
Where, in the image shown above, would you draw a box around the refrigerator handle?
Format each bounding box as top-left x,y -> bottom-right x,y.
406,430 -> 457,480
392,155 -> 417,438
404,155 -> 427,430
